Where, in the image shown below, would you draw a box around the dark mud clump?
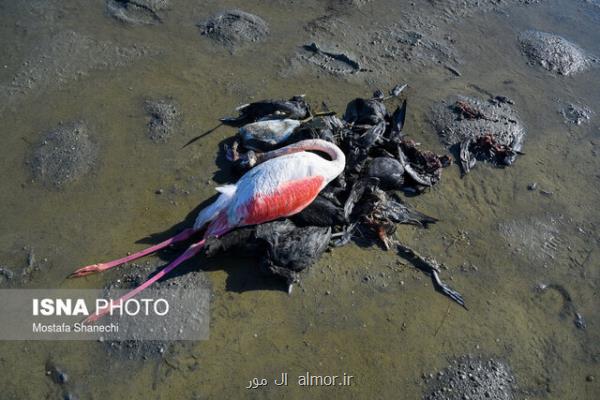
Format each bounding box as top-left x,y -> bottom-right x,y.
144,98 -> 182,143
519,30 -> 595,76
423,355 -> 516,400
431,95 -> 525,173
29,122 -> 97,188
198,10 -> 269,51
560,102 -> 593,125
106,0 -> 169,25
298,42 -> 361,75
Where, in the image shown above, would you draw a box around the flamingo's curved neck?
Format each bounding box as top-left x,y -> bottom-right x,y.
255,139 -> 346,182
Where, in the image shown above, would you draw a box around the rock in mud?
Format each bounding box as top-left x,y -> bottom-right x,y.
423,355 -> 516,400
29,122 -> 97,188
144,97 -> 182,143
431,95 -> 525,171
106,0 -> 169,25
519,30 -> 595,76
298,42 -> 361,75
560,103 -> 593,125
198,10 -> 269,51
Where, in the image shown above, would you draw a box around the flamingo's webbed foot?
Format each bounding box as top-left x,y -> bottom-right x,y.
69,263 -> 106,278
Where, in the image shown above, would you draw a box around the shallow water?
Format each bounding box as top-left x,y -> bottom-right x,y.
0,0 -> 598,399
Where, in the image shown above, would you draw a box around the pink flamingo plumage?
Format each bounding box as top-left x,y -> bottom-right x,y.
71,139 -> 345,323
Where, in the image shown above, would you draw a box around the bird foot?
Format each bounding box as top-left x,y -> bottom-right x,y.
69,264 -> 105,278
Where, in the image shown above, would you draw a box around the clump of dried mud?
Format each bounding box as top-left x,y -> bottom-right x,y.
144,97 -> 182,143
519,30 -> 596,76
423,355 -> 516,400
198,10 -> 270,51
432,95 -> 525,148
29,121 -> 98,188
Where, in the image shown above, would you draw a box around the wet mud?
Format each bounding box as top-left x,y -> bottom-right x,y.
0,0 -> 599,399
498,215 -> 564,266
101,259 -> 211,361
0,30 -> 151,112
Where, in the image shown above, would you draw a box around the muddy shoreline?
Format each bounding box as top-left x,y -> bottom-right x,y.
0,0 -> 598,399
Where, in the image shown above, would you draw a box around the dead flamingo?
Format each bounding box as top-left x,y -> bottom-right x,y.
71,139 -> 346,323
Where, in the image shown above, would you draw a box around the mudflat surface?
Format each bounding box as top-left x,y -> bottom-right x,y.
0,1 -> 599,399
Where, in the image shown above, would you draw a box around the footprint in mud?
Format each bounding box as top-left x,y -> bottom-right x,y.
106,0 -> 169,25
297,42 -> 361,75
198,10 -> 270,52
519,30 -> 597,76
144,97 -> 182,143
498,216 -> 565,266
423,355 -> 516,400
28,121 -> 98,188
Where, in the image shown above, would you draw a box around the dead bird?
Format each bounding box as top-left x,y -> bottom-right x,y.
459,133 -> 523,174
183,96 -> 312,148
344,96 -> 388,126
366,157 -> 405,190
387,100 -> 407,142
220,96 -> 310,126
239,118 -> 302,151
292,195 -> 346,227
350,182 -> 437,242
334,177 -> 437,249
397,140 -> 451,188
204,219 -> 331,291
237,111 -> 339,152
219,88 -> 463,307
453,100 -> 496,121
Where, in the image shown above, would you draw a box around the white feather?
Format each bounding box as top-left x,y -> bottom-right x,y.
193,184 -> 237,230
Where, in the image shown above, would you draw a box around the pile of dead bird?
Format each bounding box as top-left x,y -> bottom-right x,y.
194,86 -> 508,308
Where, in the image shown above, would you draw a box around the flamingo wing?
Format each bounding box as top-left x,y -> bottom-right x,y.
205,153 -> 328,237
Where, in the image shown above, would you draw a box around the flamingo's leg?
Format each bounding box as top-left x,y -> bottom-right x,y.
83,239 -> 206,324
70,228 -> 196,278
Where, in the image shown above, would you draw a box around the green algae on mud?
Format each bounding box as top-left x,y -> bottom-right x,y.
0,0 -> 599,399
